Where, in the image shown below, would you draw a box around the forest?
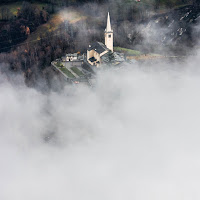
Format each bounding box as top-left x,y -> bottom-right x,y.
1,0 -> 199,8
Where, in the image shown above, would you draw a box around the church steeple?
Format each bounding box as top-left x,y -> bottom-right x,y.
105,12 -> 113,52
106,12 -> 112,32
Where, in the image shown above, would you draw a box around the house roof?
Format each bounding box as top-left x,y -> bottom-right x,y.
87,42 -> 109,54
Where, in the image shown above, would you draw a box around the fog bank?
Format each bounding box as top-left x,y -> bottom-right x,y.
1,51 -> 200,200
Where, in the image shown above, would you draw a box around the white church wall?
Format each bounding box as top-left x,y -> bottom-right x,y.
87,13 -> 114,67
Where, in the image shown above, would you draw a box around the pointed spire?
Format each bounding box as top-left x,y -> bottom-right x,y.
106,12 -> 112,32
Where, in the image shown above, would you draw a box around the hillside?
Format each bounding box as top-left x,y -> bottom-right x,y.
0,0 -> 199,88
26,8 -> 87,42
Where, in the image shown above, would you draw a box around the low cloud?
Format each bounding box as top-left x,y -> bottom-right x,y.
1,49 -> 200,200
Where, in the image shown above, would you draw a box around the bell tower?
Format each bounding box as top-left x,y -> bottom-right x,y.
105,12 -> 113,52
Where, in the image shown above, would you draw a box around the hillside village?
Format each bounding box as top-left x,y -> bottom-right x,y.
51,13 -> 126,86
0,1 -> 199,89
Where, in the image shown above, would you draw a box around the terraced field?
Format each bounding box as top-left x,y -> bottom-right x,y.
57,65 -> 76,78
71,67 -> 84,77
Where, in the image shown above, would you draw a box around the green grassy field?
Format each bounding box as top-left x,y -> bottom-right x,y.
58,66 -> 75,78
71,67 -> 84,77
114,47 -> 141,56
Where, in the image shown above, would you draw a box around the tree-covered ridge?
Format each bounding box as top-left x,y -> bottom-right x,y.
0,0 -> 199,8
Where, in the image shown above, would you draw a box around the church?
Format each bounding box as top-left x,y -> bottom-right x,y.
61,12 -> 125,70
52,12 -> 125,84
87,12 -> 115,67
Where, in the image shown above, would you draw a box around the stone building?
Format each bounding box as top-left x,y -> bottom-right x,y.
87,12 -> 114,67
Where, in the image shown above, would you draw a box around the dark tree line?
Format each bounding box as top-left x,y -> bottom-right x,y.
0,21 -> 78,88
0,0 -> 106,5
192,0 -> 200,6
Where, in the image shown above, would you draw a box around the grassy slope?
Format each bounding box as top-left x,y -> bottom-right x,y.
26,14 -> 63,42
114,47 -> 165,61
26,8 -> 87,42
127,54 -> 165,60
114,47 -> 141,56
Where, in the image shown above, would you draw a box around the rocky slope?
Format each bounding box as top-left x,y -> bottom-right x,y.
139,5 -> 200,54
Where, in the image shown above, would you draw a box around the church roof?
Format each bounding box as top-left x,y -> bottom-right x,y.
87,42 -> 109,54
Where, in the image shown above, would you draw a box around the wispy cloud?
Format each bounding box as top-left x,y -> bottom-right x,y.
1,46 -> 200,199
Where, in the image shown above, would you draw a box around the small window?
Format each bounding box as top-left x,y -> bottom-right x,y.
108,34 -> 111,38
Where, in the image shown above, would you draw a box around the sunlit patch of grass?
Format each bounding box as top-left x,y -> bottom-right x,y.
0,2 -> 21,18
127,54 -> 164,60
114,47 -> 141,56
26,9 -> 87,42
59,9 -> 87,24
